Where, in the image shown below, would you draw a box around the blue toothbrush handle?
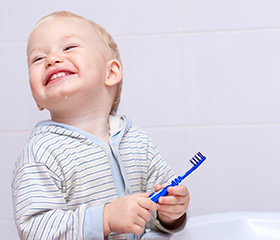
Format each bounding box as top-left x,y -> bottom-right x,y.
148,185 -> 170,203
149,153 -> 206,203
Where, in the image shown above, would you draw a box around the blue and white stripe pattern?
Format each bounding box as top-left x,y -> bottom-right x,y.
12,117 -> 175,239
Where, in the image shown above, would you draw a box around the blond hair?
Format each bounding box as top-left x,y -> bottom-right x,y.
30,11 -> 123,114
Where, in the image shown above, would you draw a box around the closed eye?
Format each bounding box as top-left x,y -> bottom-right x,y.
32,56 -> 45,64
64,44 -> 79,51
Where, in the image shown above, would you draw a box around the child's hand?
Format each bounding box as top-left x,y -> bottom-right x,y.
155,184 -> 190,229
103,193 -> 157,236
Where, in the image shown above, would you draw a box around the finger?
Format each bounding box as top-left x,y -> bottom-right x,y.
154,184 -> 163,192
137,207 -> 153,222
134,214 -> 147,228
157,202 -> 185,214
157,209 -> 184,220
129,224 -> 145,236
158,194 -> 189,205
134,192 -> 151,198
167,185 -> 189,197
158,207 -> 182,217
131,208 -> 153,234
138,197 -> 157,212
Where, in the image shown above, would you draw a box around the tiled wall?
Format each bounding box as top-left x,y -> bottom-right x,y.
2,0 -> 280,238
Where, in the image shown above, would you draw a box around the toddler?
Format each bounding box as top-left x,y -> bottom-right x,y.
12,11 -> 189,240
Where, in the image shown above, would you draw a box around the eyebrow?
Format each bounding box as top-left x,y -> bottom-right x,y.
60,34 -> 84,42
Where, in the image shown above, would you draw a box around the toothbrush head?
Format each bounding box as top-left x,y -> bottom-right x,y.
190,152 -> 206,167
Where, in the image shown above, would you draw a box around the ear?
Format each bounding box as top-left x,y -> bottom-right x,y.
37,104 -> 45,111
105,59 -> 122,87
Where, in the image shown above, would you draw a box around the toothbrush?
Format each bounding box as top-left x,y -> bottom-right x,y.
149,152 -> 206,203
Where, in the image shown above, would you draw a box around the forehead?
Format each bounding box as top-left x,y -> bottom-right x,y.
27,17 -> 101,52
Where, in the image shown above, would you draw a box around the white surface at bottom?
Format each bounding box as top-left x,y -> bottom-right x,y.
172,212 -> 280,240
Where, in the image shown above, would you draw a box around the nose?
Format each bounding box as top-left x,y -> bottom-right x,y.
45,52 -> 64,68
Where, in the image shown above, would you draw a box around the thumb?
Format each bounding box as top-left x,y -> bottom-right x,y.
154,184 -> 164,192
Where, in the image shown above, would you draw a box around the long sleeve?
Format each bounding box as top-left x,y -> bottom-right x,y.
85,205 -> 104,240
12,163 -> 87,239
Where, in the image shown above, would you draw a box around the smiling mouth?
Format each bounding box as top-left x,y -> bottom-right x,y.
45,71 -> 74,86
51,72 -> 66,81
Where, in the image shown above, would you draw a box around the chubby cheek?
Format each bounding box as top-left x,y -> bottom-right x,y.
30,84 -> 43,108
78,65 -> 106,90
29,70 -> 45,105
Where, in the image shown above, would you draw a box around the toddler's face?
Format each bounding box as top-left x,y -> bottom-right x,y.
27,17 -> 111,115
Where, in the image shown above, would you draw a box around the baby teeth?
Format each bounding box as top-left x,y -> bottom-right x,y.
51,72 -> 66,80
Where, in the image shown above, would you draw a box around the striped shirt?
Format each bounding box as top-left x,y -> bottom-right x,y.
12,115 -> 176,239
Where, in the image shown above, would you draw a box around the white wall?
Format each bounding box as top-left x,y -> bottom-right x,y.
1,0 -> 280,238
